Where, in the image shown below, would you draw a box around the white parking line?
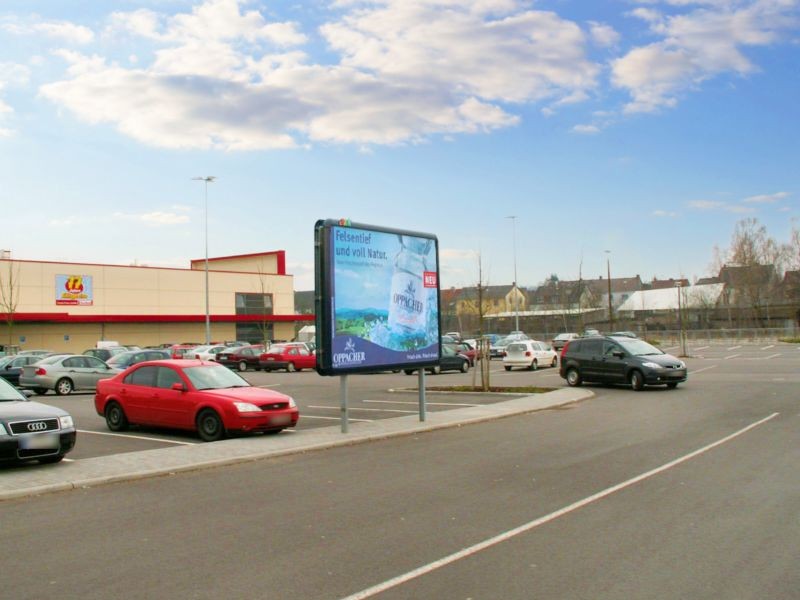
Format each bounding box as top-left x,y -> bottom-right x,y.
691,365 -> 718,374
365,400 -> 480,407
300,414 -> 373,422
761,353 -> 782,360
724,354 -> 741,360
341,413 -> 780,600
761,345 -> 774,350
77,429 -> 197,445
62,458 -> 75,462
663,345 -> 679,351
309,405 -> 418,415
727,345 -> 742,351
694,346 -> 709,351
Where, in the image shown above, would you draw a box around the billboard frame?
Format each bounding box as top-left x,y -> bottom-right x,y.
315,219 -> 441,377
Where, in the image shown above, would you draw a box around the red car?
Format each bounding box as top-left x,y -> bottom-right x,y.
259,343 -> 316,372
94,360 -> 299,441
169,344 -> 198,359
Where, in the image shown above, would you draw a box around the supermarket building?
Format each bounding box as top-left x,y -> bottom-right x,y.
0,251 -> 313,352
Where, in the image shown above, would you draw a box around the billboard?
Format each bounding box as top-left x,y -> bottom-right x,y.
55,275 -> 93,306
315,219 -> 440,376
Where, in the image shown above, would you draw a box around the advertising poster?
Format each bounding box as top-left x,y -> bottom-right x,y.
55,274 -> 93,306
316,220 -> 440,375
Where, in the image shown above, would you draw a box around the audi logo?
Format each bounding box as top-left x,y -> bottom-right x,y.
27,422 -> 49,432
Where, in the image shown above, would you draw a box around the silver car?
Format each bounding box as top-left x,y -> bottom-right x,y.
19,354 -> 115,396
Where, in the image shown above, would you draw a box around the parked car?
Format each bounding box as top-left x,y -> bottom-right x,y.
106,349 -> 172,373
559,335 -> 687,390
191,344 -> 229,361
404,344 -> 469,375
551,332 -> 579,351
216,345 -> 265,371
83,346 -> 129,362
581,328 -> 601,337
94,360 -> 299,441
169,344 -> 200,359
449,341 -> 477,366
503,340 -> 558,371
0,354 -> 43,385
489,333 -> 529,359
0,377 -> 77,464
19,354 -> 115,396
259,344 -> 316,372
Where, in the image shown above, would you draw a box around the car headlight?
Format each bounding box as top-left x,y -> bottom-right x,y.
287,396 -> 296,408
59,415 -> 74,429
234,402 -> 261,413
642,362 -> 661,369
678,361 -> 686,369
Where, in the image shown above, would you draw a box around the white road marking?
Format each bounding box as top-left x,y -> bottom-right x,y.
761,345 -> 774,351
62,458 -> 75,462
364,400 -> 480,407
727,345 -> 742,351
309,405 -> 418,415
724,354 -> 741,360
300,415 -> 373,422
694,346 -> 709,351
691,365 -> 718,374
663,345 -> 679,351
761,353 -> 782,360
340,412 -> 780,600
77,429 -> 197,445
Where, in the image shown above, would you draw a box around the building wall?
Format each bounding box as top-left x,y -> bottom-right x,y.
1,256 -> 300,352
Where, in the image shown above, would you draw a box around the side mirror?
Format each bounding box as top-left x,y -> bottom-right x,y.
171,382 -> 186,392
613,350 -> 625,359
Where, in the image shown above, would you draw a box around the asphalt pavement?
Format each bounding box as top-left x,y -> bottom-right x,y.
0,387 -> 591,501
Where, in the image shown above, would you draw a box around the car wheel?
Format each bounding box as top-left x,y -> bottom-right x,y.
566,368 -> 582,387
55,378 -> 73,396
105,401 -> 129,431
404,370 -> 414,375
238,361 -> 248,372
460,361 -> 469,373
666,382 -> 679,389
38,454 -> 64,464
431,365 -> 441,375
630,370 -> 645,391
196,409 -> 226,442
529,359 -> 538,371
551,356 -> 558,368
287,362 -> 296,373
34,388 -> 48,395
504,365 -> 512,371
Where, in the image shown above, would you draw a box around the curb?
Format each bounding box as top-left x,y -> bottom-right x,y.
0,387 -> 592,501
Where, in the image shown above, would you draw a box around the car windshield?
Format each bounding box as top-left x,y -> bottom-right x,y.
0,356 -> 13,367
0,377 -> 26,401
38,354 -> 67,365
617,338 -> 664,356
107,353 -> 134,367
183,365 -> 251,390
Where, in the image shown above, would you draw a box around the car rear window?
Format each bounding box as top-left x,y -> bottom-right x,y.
507,343 -> 527,352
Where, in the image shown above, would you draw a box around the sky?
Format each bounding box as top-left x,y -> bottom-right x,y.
1,0 -> 798,292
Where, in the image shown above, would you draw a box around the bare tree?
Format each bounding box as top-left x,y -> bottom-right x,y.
0,260 -> 20,349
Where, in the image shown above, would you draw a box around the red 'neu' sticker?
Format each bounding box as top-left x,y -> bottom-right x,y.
423,271 -> 437,288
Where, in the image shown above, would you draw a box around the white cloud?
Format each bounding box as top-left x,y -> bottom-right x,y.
613,0 -> 796,113
572,124 -> 601,134
742,191 -> 790,203
688,199 -> 756,213
37,0 -> 600,150
1,17 -> 94,44
653,209 -> 678,217
589,21 -> 621,47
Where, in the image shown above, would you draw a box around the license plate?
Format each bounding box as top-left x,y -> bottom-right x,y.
19,433 -> 59,450
267,357 -> 275,361
271,414 -> 291,426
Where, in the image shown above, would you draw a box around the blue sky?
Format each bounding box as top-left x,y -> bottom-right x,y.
1,0 -> 798,292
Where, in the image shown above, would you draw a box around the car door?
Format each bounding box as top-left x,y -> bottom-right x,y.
600,340 -> 628,383
121,365 -> 159,424
84,356 -> 113,389
61,356 -> 92,390
296,347 -> 316,370
579,338 -> 604,380
152,366 -> 194,428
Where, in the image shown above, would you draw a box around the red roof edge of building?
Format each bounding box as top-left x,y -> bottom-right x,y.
12,312 -> 314,324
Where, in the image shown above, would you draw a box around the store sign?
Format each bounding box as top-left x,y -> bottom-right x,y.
55,275 -> 93,306
315,219 -> 440,376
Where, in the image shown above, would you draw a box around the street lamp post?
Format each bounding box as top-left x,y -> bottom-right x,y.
506,216 -> 519,332
605,250 -> 613,331
192,176 -> 216,344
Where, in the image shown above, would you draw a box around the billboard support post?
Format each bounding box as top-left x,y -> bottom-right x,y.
340,375 -> 349,433
418,370 -> 426,421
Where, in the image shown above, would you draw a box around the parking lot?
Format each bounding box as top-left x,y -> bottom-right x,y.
12,341 -> 800,462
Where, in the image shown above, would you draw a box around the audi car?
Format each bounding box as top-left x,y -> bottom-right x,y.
0,377 -> 77,465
